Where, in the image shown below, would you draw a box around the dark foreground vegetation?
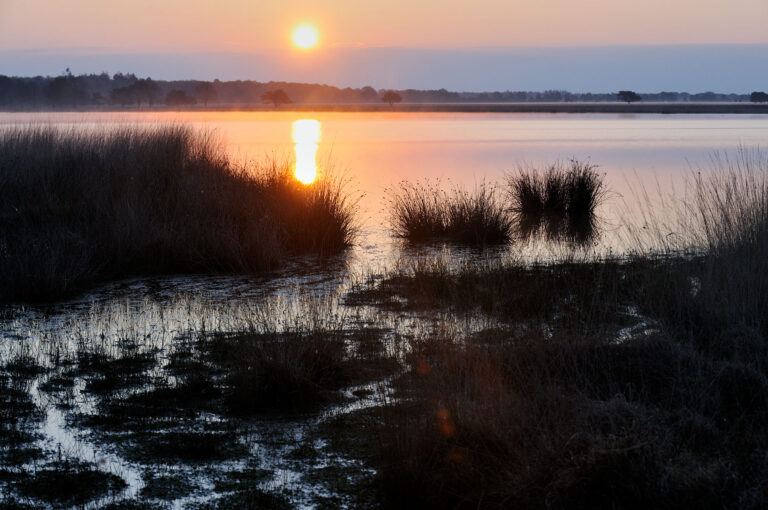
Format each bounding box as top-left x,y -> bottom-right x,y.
0,125 -> 356,302
2,140 -> 768,507
354,150 -> 768,508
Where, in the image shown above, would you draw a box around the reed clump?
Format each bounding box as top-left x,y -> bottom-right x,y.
387,180 -> 512,244
507,160 -> 606,243
0,125 -> 357,302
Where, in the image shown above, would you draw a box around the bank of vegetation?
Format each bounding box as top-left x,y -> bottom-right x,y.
387,160 -> 605,245
356,149 -> 768,508
0,125 -> 356,301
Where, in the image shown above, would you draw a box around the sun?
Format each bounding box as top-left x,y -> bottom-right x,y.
293,24 -> 319,49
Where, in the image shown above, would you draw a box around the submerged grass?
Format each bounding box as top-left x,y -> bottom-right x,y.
0,125 -> 357,302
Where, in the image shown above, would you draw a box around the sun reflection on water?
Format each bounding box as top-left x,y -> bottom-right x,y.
292,119 -> 321,184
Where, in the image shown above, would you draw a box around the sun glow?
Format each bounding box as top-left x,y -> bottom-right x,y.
292,24 -> 319,49
292,119 -> 321,184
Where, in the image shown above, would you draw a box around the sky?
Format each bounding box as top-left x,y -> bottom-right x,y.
2,0 -> 768,91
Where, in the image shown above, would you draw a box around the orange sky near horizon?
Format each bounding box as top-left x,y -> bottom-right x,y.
2,0 -> 768,53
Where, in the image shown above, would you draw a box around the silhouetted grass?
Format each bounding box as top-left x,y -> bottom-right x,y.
387,181 -> 512,244
0,125 -> 357,302
359,151 -> 768,509
507,160 -> 606,243
619,148 -> 768,343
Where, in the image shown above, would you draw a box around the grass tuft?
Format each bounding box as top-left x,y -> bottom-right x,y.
387,180 -> 512,244
507,160 -> 606,243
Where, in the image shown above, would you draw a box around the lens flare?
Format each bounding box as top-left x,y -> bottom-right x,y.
292,119 -> 321,184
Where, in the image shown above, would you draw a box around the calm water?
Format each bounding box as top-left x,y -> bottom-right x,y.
3,111 -> 768,259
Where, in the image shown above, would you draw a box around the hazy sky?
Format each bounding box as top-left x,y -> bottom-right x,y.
2,0 -> 767,91
3,0 -> 768,50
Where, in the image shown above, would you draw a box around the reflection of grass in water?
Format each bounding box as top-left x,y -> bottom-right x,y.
0,124 -> 358,302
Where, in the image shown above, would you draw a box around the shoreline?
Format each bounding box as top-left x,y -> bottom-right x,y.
2,102 -> 768,114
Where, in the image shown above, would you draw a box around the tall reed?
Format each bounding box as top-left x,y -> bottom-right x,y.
0,125 -> 357,301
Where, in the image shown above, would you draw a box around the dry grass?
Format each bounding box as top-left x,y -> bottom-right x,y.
0,125 -> 357,302
387,180 -> 512,244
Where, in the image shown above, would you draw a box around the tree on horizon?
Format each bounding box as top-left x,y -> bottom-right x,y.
166,89 -> 196,106
195,82 -> 217,107
382,90 -> 402,107
617,90 -> 642,103
750,91 -> 768,103
260,89 -> 292,107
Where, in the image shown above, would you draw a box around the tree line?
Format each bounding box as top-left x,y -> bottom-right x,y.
0,71 -> 761,108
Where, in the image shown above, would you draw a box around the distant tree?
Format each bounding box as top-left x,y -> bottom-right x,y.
131,78 -> 161,107
44,75 -> 87,105
360,86 -> 378,102
110,86 -> 135,106
195,82 -> 217,107
617,90 -> 642,103
750,91 -> 768,103
260,89 -> 292,107
382,90 -> 402,107
166,89 -> 197,106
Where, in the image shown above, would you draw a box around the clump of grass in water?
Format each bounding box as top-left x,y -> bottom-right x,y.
387,180 -> 512,244
0,125 -> 358,302
507,160 -> 606,243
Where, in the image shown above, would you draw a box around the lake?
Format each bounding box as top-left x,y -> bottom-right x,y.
3,111 -> 768,263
